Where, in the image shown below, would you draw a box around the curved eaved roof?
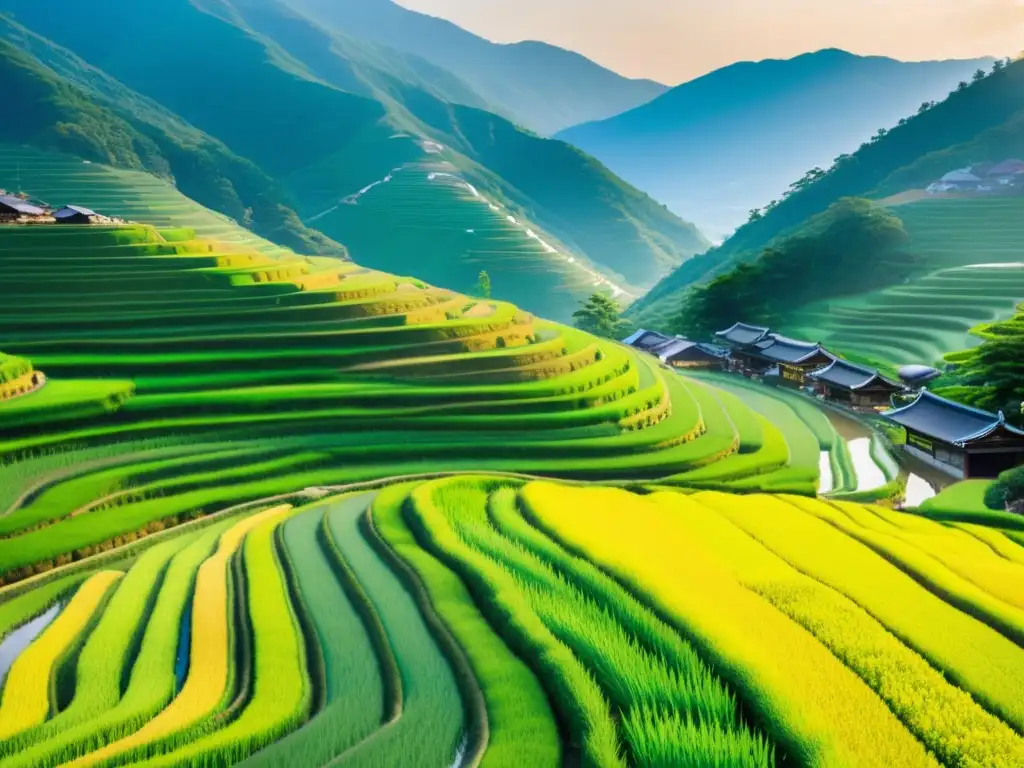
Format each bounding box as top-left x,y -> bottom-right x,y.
755,334 -> 834,364
715,322 -> 771,346
810,358 -> 902,391
883,390 -> 1024,447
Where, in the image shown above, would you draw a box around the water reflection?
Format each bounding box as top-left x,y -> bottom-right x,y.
0,602 -> 62,685
848,438 -> 887,492
904,474 -> 937,507
818,451 -> 834,494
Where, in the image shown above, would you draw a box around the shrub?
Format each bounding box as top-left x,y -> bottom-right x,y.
985,465 -> 1024,512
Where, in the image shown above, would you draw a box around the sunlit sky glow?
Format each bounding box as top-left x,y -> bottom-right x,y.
396,0 -> 1024,83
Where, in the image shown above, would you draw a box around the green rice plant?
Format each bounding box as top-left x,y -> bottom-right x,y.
407,479 -> 624,767
0,535 -> 193,758
4,521 -> 233,768
0,573 -> 87,642
704,493 -> 1024,733
672,415 -> 788,486
142,507 -> 310,766
0,571 -> 123,741
524,482 -> 938,768
243,497 -> 387,767
756,580 -> 1024,767
322,489 -> 466,768
371,484 -> 561,768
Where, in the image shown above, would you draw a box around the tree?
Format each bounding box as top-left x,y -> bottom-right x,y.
477,270 -> 491,298
573,293 -> 626,339
972,68 -> 987,82
747,208 -> 763,223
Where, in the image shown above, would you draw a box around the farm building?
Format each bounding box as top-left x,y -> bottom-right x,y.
715,322 -> 774,373
809,358 -> 904,409
987,159 -> 1024,186
0,194 -> 47,222
622,329 -> 672,352
752,335 -> 835,386
939,169 -> 983,188
883,391 -> 1024,479
652,338 -> 728,369
53,205 -> 103,224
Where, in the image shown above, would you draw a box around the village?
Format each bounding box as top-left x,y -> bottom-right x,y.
925,158 -> 1024,195
0,191 -> 119,225
624,322 -> 1024,482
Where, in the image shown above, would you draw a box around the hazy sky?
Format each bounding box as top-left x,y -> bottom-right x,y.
396,0 -> 1023,83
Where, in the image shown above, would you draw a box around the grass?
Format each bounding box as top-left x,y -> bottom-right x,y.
0,536 -> 191,758
372,484 -> 561,768
323,489 -> 466,768
705,494 -> 1024,734
70,506 -> 293,766
0,570 -> 122,741
242,499 -> 386,767
145,506 -> 310,766
522,482 -> 940,768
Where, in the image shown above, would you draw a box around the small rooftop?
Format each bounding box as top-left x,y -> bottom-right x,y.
54,205 -> 98,218
755,334 -> 834,364
883,391 -> 1024,447
810,358 -> 903,391
623,329 -> 673,351
0,194 -> 46,216
987,159 -> 1024,176
715,322 -> 771,346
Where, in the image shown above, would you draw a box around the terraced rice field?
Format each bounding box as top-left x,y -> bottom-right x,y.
783,197 -> 1024,366
301,159 -> 634,322
2,182 -> 1021,765
1,479 -> 1021,766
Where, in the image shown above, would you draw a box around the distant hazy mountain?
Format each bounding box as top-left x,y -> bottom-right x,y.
0,0 -> 706,321
628,56 -> 1024,328
558,49 -> 993,240
280,0 -> 668,135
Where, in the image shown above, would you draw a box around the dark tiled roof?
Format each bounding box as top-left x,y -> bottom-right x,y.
630,330 -> 673,351
883,391 -> 1024,446
0,195 -> 45,216
755,335 -> 834,364
715,322 -> 771,345
810,359 -> 902,391
54,205 -> 97,218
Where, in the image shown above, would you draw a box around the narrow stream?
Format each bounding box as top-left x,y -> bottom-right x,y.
0,602 -> 62,686
174,597 -> 194,692
818,451 -> 834,494
848,438 -> 888,492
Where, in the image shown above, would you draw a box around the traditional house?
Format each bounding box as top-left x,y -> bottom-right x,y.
652,338 -> 728,369
883,391 -> 1024,479
987,159 -> 1024,186
0,194 -> 47,222
752,334 -> 835,386
714,322 -> 773,373
898,364 -> 942,388
939,169 -> 983,189
809,358 -> 904,409
622,329 -> 672,353
53,205 -> 103,224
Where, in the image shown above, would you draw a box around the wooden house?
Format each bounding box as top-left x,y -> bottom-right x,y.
0,194 -> 47,222
752,334 -> 834,386
714,322 -> 773,373
884,391 -> 1024,479
53,205 -> 103,224
809,358 -> 904,408
622,329 -> 673,353
651,338 -> 728,369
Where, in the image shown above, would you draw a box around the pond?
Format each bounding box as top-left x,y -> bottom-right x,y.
0,602 -> 62,685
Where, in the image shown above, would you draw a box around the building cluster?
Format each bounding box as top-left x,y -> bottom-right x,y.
926,159 -> 1024,195
625,322 -> 1024,479
0,193 -> 115,225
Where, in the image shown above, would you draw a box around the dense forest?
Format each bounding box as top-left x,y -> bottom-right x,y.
673,198 -> 914,338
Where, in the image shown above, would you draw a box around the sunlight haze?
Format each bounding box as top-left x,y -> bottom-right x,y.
396,0 -> 1024,82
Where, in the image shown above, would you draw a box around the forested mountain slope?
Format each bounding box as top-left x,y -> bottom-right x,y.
558,49 -> 992,241
631,57 -> 1024,327
0,0 -> 706,321
281,0 -> 668,135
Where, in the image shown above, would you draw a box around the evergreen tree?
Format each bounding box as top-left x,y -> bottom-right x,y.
573,293 -> 626,338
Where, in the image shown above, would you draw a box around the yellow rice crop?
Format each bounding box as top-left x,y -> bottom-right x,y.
68,505 -> 293,767
954,522 -> 1024,566
522,482 -> 936,768
839,503 -> 1024,610
0,570 -> 123,739
702,493 -> 1024,733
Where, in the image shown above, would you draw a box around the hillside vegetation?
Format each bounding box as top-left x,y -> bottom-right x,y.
558,48 -> 992,240
632,56 -> 1024,326
0,0 -> 705,321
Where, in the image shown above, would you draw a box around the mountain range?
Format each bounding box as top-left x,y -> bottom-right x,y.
0,0 -> 706,322
281,0 -> 669,135
558,49 -> 993,240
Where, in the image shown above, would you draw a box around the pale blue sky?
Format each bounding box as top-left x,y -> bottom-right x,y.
397,0 -> 1023,83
